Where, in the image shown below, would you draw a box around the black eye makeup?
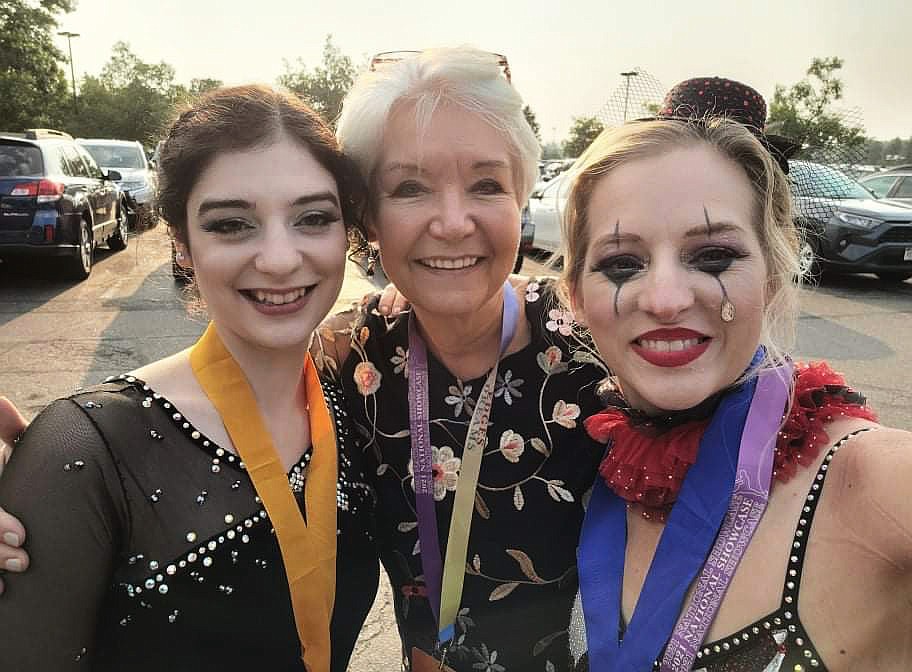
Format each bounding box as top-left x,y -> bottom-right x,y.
200,218 -> 254,235
294,210 -> 340,229
688,246 -> 747,275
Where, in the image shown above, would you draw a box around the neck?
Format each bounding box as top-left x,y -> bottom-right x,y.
213,324 -> 310,417
412,289 -> 509,381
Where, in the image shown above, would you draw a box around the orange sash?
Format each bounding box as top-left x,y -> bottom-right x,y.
189,323 -> 337,670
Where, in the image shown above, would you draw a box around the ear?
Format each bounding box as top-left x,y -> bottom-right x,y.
568,281 -> 587,327
174,240 -> 193,269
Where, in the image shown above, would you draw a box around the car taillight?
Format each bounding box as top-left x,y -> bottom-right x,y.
37,179 -> 64,203
8,180 -> 64,202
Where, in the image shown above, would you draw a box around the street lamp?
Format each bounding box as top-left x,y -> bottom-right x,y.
58,31 -> 80,115
620,70 -> 639,122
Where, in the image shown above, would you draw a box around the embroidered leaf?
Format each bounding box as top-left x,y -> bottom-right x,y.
533,631 -> 566,657
397,521 -> 417,533
530,437 -> 550,457
472,554 -> 481,572
474,491 -> 491,519
325,355 -> 338,372
546,661 -> 556,672
376,464 -> 388,476
318,326 -> 336,343
358,326 -> 370,345
513,485 -> 525,511
506,549 -> 544,583
488,581 -> 519,601
572,350 -> 600,364
387,429 -> 411,439
546,480 -> 575,503
465,562 -> 478,576
412,539 -> 421,556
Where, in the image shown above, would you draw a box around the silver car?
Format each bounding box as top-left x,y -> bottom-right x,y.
528,173 -> 571,254
858,168 -> 912,203
78,139 -> 158,229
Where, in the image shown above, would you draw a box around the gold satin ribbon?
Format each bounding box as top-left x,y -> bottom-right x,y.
189,323 -> 337,671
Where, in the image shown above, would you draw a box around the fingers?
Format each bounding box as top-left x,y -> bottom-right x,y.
0,396 -> 27,446
377,283 -> 398,316
0,506 -> 29,575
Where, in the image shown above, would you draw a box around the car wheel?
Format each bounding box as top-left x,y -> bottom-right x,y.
64,219 -> 93,280
798,238 -> 822,285
876,271 -> 912,284
108,202 -> 129,251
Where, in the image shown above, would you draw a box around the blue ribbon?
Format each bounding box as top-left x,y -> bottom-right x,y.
579,368 -> 760,671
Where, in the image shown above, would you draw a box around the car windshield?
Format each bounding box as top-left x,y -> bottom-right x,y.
0,143 -> 43,177
80,144 -> 145,170
789,161 -> 872,200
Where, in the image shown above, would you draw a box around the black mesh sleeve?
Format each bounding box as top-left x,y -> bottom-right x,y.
0,398 -> 128,669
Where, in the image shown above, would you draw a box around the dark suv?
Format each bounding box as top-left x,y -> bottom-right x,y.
790,160 -> 912,284
0,129 -> 128,280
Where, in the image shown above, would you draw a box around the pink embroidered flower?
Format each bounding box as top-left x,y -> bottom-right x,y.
353,361 -> 382,395
546,307 -> 574,336
499,430 -> 525,463
536,345 -> 567,374
552,400 -> 581,429
525,281 -> 541,303
408,446 -> 461,501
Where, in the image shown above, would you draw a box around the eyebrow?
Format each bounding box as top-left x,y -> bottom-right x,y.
590,220 -> 747,251
197,191 -> 339,217
381,159 -> 510,175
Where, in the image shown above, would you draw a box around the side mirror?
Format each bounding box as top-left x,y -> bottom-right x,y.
530,189 -> 543,199
105,169 -> 122,181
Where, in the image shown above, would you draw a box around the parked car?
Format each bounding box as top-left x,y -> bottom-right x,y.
528,172 -> 570,254
858,168 -> 912,203
790,160 -> 912,284
78,138 -> 158,229
0,129 -> 127,280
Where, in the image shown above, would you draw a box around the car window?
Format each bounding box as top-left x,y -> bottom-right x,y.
894,177 -> 912,198
0,143 -> 43,177
80,143 -> 146,170
75,146 -> 105,179
789,161 -> 872,199
62,145 -> 91,178
861,175 -> 899,198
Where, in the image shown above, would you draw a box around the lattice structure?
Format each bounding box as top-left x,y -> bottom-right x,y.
596,68 -> 666,129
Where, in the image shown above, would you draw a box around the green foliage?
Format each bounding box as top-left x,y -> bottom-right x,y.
562,116 -> 604,158
768,56 -> 866,153
0,0 -> 74,130
62,42 -> 187,146
188,78 -> 223,99
541,141 -> 563,160
277,35 -> 357,126
523,105 -> 541,142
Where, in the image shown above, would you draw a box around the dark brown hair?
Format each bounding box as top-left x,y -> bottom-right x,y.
157,84 -> 366,246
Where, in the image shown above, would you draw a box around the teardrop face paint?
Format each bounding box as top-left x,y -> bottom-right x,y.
572,145 -> 768,413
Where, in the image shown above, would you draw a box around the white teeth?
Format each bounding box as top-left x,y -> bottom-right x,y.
420,256 -> 479,270
639,337 -> 702,352
249,288 -> 306,305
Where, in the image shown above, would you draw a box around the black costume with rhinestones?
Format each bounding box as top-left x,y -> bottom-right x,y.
571,428 -> 873,672
0,376 -> 378,671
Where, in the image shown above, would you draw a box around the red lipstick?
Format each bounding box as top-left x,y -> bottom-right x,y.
631,328 -> 711,368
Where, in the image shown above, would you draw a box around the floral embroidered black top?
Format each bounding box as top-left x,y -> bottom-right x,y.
327,278 -> 606,671
0,375 -> 377,671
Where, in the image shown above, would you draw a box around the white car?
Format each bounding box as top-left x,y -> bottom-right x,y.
529,173 -> 571,253
78,139 -> 158,229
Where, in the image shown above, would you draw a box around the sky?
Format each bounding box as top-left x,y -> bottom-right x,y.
52,0 -> 911,143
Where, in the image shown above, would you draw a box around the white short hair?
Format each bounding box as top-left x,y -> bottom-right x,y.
336,46 -> 541,204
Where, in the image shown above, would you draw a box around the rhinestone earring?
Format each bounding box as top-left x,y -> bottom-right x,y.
175,251 -> 185,261
720,298 -> 735,322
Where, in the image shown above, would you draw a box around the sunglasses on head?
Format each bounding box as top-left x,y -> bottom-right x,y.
369,50 -> 511,83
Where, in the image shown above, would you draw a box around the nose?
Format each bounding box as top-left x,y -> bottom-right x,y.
636,256 -> 695,321
254,223 -> 301,276
427,187 -> 476,241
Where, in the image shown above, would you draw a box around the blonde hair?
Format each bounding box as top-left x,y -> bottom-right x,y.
336,46 -> 540,205
559,118 -> 800,371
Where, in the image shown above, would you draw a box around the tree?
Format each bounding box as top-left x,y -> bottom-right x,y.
0,0 -> 74,130
768,57 -> 866,154
188,78 -> 223,99
63,42 -> 187,146
278,35 -> 356,125
523,105 -> 541,142
541,141 -> 563,160
562,116 -> 604,158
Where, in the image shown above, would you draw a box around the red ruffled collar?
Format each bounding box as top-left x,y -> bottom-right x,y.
584,362 -> 878,522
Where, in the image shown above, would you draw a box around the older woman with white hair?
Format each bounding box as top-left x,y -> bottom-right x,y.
313,47 -> 607,670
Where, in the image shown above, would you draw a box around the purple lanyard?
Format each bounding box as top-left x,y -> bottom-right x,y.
660,364 -> 792,670
407,281 -> 519,638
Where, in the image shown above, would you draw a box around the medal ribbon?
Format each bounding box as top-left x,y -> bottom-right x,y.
408,281 -> 519,643
579,351 -> 788,671
189,323 -> 337,671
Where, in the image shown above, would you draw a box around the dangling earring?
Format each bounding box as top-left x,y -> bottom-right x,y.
175,251 -> 185,262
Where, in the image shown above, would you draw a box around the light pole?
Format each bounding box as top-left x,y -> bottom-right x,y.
620,70 -> 639,122
58,31 -> 80,115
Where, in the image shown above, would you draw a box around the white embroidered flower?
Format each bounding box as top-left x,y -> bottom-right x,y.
552,400 -> 581,429
494,370 -> 524,405
390,346 -> 409,377
525,281 -> 541,303
499,430 -> 525,463
444,380 -> 475,417
545,307 -> 575,337
408,445 -> 461,501
472,644 -> 505,672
